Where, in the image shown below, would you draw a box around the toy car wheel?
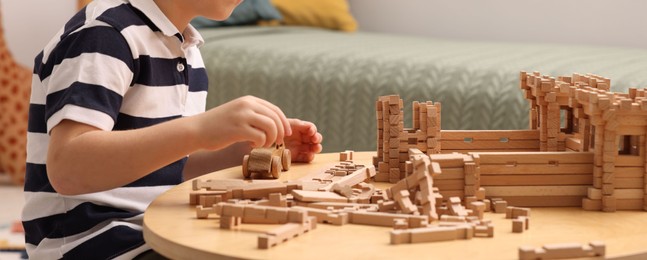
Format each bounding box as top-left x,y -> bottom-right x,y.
242,155 -> 250,178
281,149 -> 291,170
270,156 -> 281,178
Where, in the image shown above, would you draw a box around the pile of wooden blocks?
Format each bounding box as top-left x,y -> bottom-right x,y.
191,150 -> 512,249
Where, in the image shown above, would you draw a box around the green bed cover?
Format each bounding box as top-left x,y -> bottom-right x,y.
199,26 -> 647,152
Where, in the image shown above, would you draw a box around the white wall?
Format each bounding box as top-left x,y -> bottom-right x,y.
349,0 -> 647,49
2,0 -> 76,67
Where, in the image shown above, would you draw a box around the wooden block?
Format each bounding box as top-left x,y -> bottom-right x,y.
614,189 -> 644,199
491,200 -> 507,213
480,174 -> 593,186
512,218 -> 525,233
435,179 -> 465,190
602,195 -> 617,212
221,203 -> 246,217
483,199 -> 491,212
518,246 -> 538,260
189,190 -> 227,205
473,224 -> 494,238
390,230 -> 411,245
484,186 -> 588,197
266,207 -> 290,223
349,211 -> 429,227
291,190 -> 348,203
393,218 -> 409,230
582,198 -> 602,211
195,205 -> 219,219
243,205 -> 267,220
499,196 -> 583,207
268,193 -> 287,207
616,199 -> 644,210
506,206 -> 530,219
479,164 -> 593,175
587,187 -> 602,200
394,190 -> 419,214
339,151 -> 351,162
219,216 -> 239,229
258,217 -> 317,249
409,227 -> 459,243
476,188 -> 486,200
192,179 -> 248,191
291,206 -> 349,225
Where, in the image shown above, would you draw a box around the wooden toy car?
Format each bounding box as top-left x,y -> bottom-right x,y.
242,143 -> 291,179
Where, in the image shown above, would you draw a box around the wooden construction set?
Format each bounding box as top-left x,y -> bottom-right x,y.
375,71 -> 647,212
189,72 -> 647,259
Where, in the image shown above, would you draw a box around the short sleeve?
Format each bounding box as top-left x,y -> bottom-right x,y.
40,24 -> 134,132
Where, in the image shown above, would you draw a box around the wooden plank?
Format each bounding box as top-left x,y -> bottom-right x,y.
475,152 -> 594,164
440,130 -> 539,140
616,156 -> 645,167
616,178 -> 644,189
615,167 -> 646,178
484,186 -> 589,197
442,149 -> 539,153
614,189 -> 645,199
438,190 -> 465,199
441,140 -> 540,150
480,175 -> 593,186
433,168 -> 465,180
428,154 -> 469,168
616,199 -> 644,210
434,180 -> 465,191
480,164 -> 593,175
498,196 -> 583,207
291,190 -> 348,203
565,137 -> 582,151
616,125 -> 647,135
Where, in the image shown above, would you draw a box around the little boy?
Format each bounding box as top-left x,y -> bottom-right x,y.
22,0 -> 323,259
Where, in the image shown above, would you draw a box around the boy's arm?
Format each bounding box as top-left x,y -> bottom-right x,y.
47,96 -> 291,195
183,142 -> 252,181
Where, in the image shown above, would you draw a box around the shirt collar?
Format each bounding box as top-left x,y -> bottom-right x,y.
128,0 -> 205,48
129,0 -> 179,38
183,24 -> 205,48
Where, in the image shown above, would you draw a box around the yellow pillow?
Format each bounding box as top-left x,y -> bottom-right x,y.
78,0 -> 92,9
270,0 -> 358,32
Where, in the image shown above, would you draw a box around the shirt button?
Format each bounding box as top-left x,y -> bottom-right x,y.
177,62 -> 185,72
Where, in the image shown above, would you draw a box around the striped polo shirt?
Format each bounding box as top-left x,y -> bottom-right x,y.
22,0 -> 208,258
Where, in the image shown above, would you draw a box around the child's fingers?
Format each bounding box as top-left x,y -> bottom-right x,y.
310,132 -> 323,144
295,152 -> 315,163
256,98 -> 292,137
251,105 -> 284,144
247,112 -> 277,147
243,124 -> 268,148
311,143 -> 323,154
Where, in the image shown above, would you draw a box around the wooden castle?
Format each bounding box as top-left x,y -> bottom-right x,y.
374,71 -> 647,212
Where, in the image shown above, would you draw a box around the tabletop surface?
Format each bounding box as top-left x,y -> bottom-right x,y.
143,152 -> 647,260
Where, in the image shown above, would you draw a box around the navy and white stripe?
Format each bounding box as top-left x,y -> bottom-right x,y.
23,0 -> 207,259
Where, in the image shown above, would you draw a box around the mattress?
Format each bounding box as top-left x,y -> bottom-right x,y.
198,26 -> 647,152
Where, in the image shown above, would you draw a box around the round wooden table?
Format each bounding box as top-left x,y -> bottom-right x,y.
143,152 -> 647,260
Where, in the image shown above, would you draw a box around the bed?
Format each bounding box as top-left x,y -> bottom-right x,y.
199,26 -> 647,152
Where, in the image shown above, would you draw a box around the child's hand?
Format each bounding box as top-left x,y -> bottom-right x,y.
194,96 -> 292,150
284,119 -> 323,162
